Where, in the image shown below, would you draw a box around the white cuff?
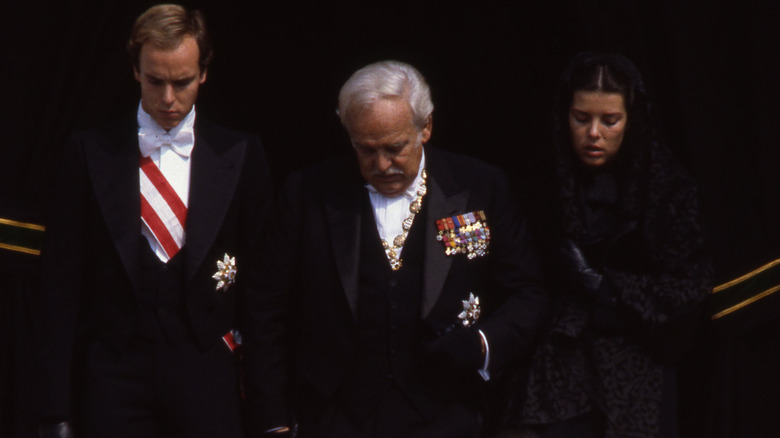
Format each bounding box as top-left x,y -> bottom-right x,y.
477,329 -> 490,381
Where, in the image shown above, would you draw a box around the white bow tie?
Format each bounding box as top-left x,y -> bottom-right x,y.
138,128 -> 194,158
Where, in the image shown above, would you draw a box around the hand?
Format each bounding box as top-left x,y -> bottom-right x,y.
559,239 -> 603,292
38,421 -> 74,438
423,326 -> 483,375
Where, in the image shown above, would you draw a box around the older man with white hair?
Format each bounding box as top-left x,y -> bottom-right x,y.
269,60 -> 547,437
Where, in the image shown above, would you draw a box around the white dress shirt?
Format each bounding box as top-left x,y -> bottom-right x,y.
137,102 -> 195,261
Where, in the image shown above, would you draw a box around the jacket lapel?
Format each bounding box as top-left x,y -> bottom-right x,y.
184,123 -> 245,284
87,120 -> 142,293
325,177 -> 363,318
422,149 -> 468,318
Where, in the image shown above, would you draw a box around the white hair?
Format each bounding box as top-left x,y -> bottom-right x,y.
337,60 -> 434,130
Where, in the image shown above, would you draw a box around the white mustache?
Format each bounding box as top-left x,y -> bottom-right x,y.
371,167 -> 404,176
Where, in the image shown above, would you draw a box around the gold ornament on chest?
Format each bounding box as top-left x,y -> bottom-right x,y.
381,169 -> 427,271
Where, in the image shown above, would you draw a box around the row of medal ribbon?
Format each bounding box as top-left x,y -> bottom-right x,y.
435,210 -> 490,259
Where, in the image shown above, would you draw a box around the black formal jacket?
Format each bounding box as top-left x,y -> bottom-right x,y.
270,147 -> 548,422
36,118 -> 287,433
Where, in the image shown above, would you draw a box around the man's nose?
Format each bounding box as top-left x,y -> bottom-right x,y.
162,85 -> 175,105
376,153 -> 393,172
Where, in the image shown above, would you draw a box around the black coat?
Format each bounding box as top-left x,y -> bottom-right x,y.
36,118 -> 287,433
268,147 -> 548,436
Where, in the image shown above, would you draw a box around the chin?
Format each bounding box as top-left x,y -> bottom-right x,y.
379,189 -> 403,197
578,158 -> 603,169
582,156 -> 619,170
154,120 -> 177,130
375,185 -> 403,197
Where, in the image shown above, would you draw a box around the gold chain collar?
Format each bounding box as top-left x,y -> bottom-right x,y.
380,169 -> 427,271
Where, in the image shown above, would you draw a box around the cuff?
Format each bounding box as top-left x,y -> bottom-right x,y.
477,329 -> 490,381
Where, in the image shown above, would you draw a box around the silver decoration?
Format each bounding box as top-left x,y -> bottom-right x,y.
212,253 -> 237,292
458,293 -> 481,327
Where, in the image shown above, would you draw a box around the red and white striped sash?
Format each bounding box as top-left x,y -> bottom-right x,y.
140,156 -> 187,261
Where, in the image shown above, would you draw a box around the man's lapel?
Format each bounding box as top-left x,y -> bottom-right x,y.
87,120 -> 142,292
324,164 -> 364,318
184,123 -> 245,284
422,149 -> 468,318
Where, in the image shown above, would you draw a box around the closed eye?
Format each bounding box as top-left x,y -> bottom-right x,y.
389,141 -> 408,153
574,116 -> 588,123
174,78 -> 196,87
571,111 -> 589,123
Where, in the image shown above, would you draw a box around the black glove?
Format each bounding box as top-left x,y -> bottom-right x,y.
38,421 -> 74,438
423,326 -> 483,375
559,239 -> 603,292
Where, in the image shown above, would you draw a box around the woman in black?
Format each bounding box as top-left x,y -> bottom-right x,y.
504,53 -> 712,438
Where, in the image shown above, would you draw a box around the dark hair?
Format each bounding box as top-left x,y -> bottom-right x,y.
567,56 -> 635,107
127,4 -> 213,72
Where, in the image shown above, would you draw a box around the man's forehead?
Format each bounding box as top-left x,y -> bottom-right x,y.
348,119 -> 417,143
139,36 -> 199,59
137,37 -> 202,75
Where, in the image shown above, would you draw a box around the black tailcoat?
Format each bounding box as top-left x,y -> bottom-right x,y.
270,147 -> 548,437
36,118 -> 287,433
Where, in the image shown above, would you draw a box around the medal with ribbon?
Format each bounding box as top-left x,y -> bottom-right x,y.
435,210 -> 490,259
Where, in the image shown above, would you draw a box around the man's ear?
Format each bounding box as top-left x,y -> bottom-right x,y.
199,68 -> 207,85
420,115 -> 433,144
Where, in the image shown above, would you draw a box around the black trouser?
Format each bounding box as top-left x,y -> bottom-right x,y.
78,333 -> 243,438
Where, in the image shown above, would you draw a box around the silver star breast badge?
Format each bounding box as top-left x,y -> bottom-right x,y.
458,293 -> 481,327
212,253 -> 237,292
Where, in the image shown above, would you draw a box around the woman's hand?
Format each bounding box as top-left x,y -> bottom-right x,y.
559,239 -> 603,292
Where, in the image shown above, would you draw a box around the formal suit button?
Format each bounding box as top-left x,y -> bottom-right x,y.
389,279 -> 397,287
386,374 -> 394,381
390,304 -> 398,310
390,325 -> 397,331
161,265 -> 168,272
390,348 -> 397,356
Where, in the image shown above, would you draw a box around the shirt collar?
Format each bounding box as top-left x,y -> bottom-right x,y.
136,101 -> 196,138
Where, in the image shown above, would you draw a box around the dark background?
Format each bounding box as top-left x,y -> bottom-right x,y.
1,1 -> 779,437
